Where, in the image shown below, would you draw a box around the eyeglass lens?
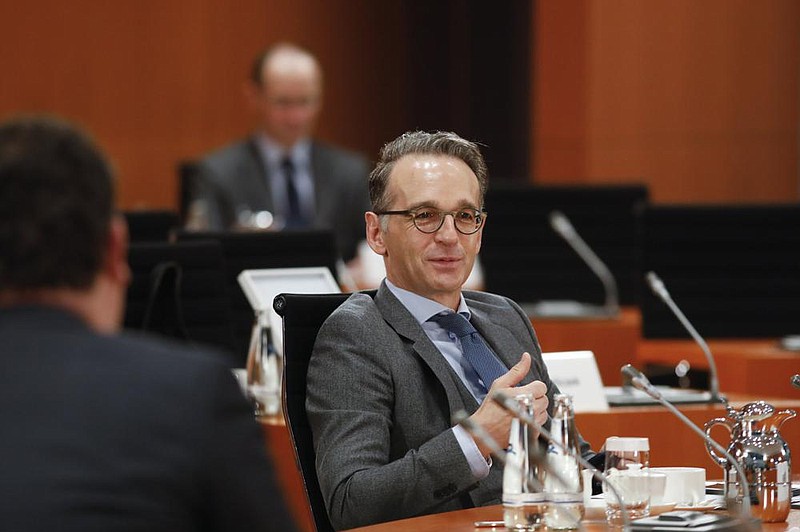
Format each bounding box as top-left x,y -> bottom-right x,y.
413,209 -> 483,234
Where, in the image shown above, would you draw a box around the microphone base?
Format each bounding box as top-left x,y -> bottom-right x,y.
630,512 -> 761,530
522,300 -> 619,320
605,386 -> 725,406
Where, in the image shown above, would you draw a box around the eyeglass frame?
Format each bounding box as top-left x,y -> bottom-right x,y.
374,207 -> 488,235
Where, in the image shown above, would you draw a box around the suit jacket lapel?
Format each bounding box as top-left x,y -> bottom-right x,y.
374,284 -> 477,413
309,142 -> 336,223
246,136 -> 275,211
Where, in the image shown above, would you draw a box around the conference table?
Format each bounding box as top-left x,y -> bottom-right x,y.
637,339 -> 800,399
261,394 -> 800,532
346,504 -> 800,531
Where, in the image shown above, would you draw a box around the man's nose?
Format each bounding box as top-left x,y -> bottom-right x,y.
435,213 -> 460,241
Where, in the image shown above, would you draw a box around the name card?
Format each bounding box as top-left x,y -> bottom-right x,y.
541,350 -> 609,412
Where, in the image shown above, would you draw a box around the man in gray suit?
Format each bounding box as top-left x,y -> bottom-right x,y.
307,131 -> 600,529
186,43 -> 369,262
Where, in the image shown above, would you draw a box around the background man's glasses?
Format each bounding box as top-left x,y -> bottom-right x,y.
375,207 -> 487,235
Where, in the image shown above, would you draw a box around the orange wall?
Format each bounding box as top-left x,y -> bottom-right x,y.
532,0 -> 800,203
2,2 -> 798,209
0,1 -> 409,210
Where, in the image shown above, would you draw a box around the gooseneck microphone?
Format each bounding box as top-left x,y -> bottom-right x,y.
791,374 -> 800,390
620,364 -> 758,530
491,391 -> 631,530
549,211 -> 620,317
645,271 -> 723,403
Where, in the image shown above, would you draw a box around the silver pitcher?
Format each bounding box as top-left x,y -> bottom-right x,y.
704,401 -> 796,522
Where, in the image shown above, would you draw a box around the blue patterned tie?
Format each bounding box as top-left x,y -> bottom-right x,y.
432,312 -> 509,392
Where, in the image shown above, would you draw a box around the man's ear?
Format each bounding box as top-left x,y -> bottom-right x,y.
105,215 -> 131,287
365,212 -> 387,256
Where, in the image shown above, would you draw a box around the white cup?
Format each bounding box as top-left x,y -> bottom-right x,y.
647,471 -> 668,505
649,467 -> 706,506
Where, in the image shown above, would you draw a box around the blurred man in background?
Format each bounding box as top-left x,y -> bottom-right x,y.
186,42 -> 370,264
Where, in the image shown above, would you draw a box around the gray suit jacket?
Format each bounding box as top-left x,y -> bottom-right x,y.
306,282 -> 595,530
190,137 -> 370,261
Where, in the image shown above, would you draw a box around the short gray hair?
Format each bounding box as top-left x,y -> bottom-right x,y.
368,131 -> 488,213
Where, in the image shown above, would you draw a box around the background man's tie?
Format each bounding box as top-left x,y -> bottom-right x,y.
281,156 -> 305,227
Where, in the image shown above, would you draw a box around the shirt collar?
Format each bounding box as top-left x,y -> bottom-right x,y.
385,279 -> 471,324
256,133 -> 312,167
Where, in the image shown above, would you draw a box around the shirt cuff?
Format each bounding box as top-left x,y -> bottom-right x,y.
452,425 -> 491,479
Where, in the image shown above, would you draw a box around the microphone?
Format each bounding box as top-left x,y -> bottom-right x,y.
548,210 -> 620,317
620,364 -> 758,530
791,374 -> 800,389
645,271 -> 724,403
492,391 -> 631,530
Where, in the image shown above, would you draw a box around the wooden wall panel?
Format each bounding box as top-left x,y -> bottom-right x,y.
0,1 -> 409,210
532,0 -> 800,203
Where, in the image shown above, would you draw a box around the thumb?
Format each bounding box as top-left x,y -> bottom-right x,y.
491,352 -> 531,390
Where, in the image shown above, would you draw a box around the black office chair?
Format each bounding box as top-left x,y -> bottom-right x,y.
273,292 -> 359,532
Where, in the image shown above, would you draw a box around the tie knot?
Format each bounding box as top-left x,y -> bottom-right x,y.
281,157 -> 294,173
431,312 -> 476,338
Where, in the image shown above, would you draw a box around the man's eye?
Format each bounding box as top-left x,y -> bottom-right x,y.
457,210 -> 476,222
414,210 -> 438,220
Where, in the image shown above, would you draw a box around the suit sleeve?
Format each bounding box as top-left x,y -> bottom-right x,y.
184,161 -> 234,231
306,307 -> 480,530
198,365 -> 297,531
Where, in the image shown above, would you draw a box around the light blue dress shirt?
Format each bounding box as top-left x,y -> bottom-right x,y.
385,280 -> 492,480
255,134 -> 315,227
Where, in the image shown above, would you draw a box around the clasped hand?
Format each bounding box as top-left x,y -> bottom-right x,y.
468,352 -> 548,459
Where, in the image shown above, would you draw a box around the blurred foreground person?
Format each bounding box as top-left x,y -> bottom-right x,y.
0,116 -> 295,532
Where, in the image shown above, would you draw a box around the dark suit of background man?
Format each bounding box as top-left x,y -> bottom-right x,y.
186,42 -> 370,263
307,131 -> 601,530
0,116 -> 295,532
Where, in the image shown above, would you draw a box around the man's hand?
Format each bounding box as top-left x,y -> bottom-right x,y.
467,352 -> 549,458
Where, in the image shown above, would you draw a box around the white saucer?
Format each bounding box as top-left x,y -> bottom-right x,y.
650,501 -> 677,515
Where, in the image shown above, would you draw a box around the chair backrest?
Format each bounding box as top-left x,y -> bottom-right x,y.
481,183 -> 648,306
177,230 -> 340,362
273,292 -> 357,532
125,240 -> 237,365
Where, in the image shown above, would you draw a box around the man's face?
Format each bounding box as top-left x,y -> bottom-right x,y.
254,63 -> 321,149
366,154 -> 483,309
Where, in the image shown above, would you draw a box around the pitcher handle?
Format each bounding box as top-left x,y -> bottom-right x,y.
704,417 -> 733,468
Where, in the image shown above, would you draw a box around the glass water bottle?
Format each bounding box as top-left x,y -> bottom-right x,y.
503,393 -> 546,530
544,394 -> 584,530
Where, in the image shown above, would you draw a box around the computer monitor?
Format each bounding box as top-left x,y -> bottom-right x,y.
125,239 -> 237,364
480,183 -> 648,311
176,230 -> 340,360
641,204 -> 800,338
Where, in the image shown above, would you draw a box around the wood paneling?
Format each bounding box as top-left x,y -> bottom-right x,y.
0,1 -> 409,211
532,0 -> 800,203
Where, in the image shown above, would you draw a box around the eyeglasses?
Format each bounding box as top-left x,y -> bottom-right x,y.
375,207 -> 487,235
